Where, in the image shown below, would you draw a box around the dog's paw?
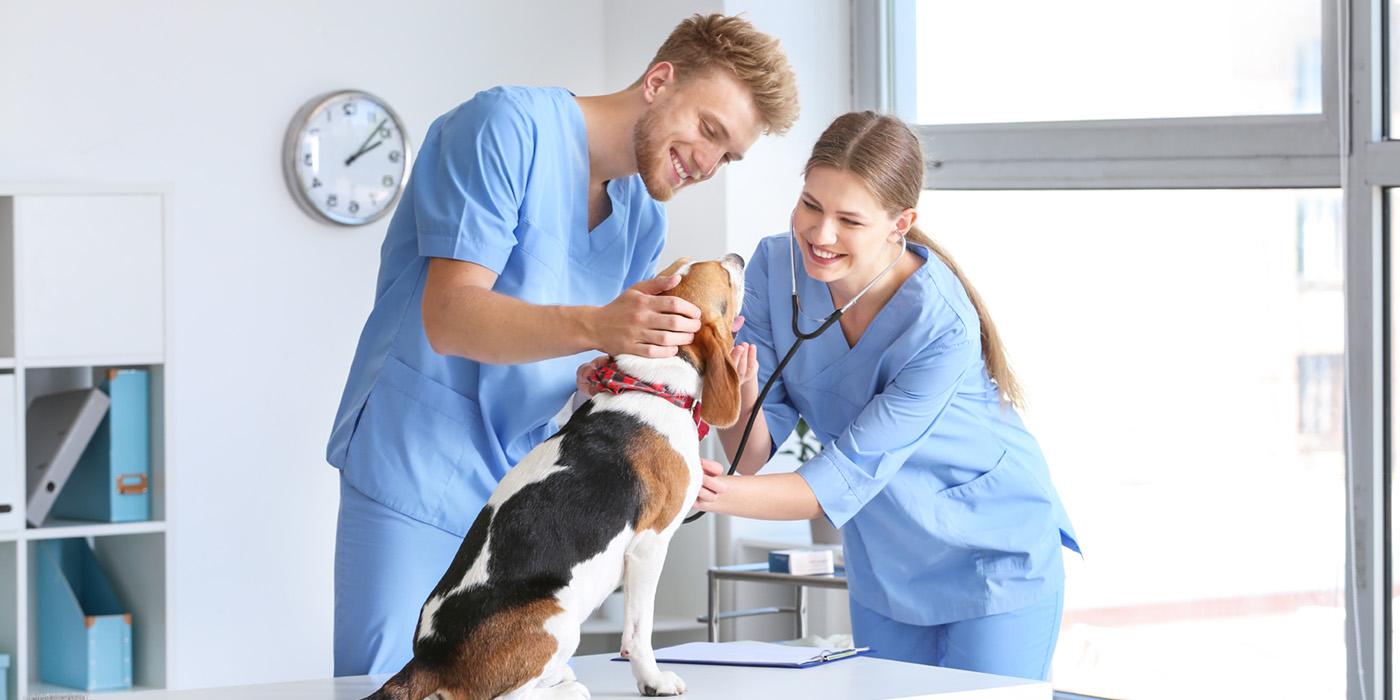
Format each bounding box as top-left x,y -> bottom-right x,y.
638,670 -> 686,696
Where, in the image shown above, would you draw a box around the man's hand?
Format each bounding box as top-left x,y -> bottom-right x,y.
575,355 -> 609,399
587,275 -> 701,358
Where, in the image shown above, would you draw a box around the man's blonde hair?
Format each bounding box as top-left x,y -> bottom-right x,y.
636,13 -> 799,135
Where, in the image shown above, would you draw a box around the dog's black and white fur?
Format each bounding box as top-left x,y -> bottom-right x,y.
364,255 -> 745,700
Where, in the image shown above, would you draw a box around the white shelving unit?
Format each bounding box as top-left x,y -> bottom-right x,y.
0,185 -> 172,698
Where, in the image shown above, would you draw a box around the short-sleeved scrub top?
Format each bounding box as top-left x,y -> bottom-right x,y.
737,234 -> 1080,626
326,86 -> 666,536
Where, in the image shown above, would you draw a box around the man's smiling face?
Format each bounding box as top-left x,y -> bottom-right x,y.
633,68 -> 764,202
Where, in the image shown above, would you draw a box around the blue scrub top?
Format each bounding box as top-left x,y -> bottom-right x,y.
737,234 -> 1080,626
326,86 -> 666,536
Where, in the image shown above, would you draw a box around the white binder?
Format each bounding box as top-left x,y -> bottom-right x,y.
25,388 -> 109,527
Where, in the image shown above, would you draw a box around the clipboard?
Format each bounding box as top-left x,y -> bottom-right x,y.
610,641 -> 870,669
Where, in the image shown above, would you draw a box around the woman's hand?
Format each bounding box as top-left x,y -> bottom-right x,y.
694,457 -> 730,509
730,340 -> 760,407
691,469 -> 824,520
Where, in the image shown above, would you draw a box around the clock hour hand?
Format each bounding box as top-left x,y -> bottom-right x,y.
344,140 -> 384,166
345,118 -> 389,165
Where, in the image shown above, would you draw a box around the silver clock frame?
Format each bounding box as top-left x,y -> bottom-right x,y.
282,89 -> 413,227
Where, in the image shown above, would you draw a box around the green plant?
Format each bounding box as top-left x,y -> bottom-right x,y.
779,417 -> 822,462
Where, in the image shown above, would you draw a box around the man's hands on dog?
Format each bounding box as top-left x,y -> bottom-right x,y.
590,275 -> 702,358
576,316 -> 747,400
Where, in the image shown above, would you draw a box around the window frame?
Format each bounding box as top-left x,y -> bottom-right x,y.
851,0 -> 1389,698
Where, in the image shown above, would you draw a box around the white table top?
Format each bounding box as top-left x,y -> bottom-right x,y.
125,653 -> 1049,700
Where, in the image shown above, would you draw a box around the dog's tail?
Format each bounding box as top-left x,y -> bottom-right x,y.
359,658 -> 440,700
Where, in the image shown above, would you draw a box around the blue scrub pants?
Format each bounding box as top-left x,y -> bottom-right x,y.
850,591 -> 1065,681
334,475 -> 464,676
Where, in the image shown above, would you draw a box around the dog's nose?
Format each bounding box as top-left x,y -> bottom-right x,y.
724,253 -> 746,270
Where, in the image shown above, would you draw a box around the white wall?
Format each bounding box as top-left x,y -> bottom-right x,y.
0,0 -> 851,687
0,0 -> 607,688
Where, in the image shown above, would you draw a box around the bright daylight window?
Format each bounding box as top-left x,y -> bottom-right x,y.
919,190 -> 1345,699
905,0 -> 1321,125
872,0 -> 1400,695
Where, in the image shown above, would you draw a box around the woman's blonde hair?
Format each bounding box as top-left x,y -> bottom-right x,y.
804,112 -> 1024,407
636,13 -> 799,135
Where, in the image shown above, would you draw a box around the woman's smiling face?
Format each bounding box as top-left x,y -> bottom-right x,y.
792,165 -> 913,287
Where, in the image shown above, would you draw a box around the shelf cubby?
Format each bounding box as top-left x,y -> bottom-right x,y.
0,187 -> 170,696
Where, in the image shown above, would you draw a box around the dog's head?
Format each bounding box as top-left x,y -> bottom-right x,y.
656,254 -> 746,429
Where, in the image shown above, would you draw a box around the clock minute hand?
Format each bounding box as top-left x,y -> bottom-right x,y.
345,140 -> 384,167
345,118 -> 389,166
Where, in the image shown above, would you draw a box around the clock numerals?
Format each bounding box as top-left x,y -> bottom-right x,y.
287,91 -> 409,225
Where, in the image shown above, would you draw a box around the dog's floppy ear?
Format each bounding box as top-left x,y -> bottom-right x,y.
656,257 -> 691,279
695,320 -> 741,428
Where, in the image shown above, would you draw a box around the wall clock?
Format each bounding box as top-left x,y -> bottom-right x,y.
283,90 -> 412,226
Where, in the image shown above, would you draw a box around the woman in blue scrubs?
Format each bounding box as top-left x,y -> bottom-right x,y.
694,112 -> 1080,681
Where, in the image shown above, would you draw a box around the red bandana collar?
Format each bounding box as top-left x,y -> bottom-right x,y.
587,359 -> 709,439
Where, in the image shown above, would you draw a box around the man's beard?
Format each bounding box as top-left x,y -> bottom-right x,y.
633,108 -> 674,202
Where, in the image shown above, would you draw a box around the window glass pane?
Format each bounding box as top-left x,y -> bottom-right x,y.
918,189 -> 1344,698
907,0 -> 1321,124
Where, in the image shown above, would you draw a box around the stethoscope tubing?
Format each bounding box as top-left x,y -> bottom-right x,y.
683,215 -> 905,525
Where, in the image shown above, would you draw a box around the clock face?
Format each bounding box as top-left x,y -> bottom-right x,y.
284,90 -> 411,226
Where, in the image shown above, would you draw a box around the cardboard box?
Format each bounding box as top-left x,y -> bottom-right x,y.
768,549 -> 835,576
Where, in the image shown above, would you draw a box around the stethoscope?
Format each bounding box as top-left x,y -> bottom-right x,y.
684,211 -> 906,524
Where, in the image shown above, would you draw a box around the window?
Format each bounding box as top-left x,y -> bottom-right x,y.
896,0 -> 1321,125
919,189 -> 1344,697
854,0 -> 1393,695
1299,354 -> 1345,450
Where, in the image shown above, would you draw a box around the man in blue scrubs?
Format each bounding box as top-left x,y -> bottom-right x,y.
325,14 -> 799,675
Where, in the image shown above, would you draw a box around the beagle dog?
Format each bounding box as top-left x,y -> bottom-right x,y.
365,254 -> 745,700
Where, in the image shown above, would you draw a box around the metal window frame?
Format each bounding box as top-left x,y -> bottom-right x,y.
849,0 -> 1391,698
